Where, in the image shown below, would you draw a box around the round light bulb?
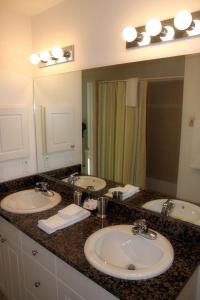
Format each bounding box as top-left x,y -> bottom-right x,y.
174,10 -> 192,30
145,18 -> 162,36
137,32 -> 151,46
187,20 -> 200,36
29,53 -> 40,65
122,26 -> 137,42
39,50 -> 51,62
160,26 -> 175,41
51,47 -> 64,59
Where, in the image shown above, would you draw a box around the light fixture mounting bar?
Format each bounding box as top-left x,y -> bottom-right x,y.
39,45 -> 74,68
126,10 -> 200,49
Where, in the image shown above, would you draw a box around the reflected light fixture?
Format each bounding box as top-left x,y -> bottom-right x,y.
174,10 -> 192,30
29,45 -> 74,68
187,20 -> 200,36
160,26 -> 175,41
137,32 -> 151,46
123,10 -> 200,49
145,18 -> 162,36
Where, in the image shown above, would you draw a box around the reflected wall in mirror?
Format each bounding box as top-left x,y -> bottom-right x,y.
82,54 -> 200,204
34,71 -> 82,172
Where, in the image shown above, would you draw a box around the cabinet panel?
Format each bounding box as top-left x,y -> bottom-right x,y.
21,232 -> 56,273
23,253 -> 57,300
0,242 -> 9,299
56,257 -> 118,300
58,280 -> 83,300
0,216 -> 21,247
7,242 -> 23,300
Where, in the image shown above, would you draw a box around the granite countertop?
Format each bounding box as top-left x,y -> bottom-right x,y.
0,174 -> 200,300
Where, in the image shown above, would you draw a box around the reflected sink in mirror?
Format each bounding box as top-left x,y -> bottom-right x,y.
142,199 -> 200,225
62,176 -> 106,191
84,225 -> 174,280
0,189 -> 61,214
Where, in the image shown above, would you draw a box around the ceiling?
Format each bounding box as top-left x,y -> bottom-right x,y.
1,0 -> 64,16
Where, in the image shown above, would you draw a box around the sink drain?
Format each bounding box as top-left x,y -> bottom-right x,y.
127,264 -> 136,270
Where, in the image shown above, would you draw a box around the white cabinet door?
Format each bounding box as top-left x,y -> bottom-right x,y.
0,216 -> 23,300
23,252 -> 57,300
6,241 -> 23,300
58,280 -> 83,300
0,238 -> 9,299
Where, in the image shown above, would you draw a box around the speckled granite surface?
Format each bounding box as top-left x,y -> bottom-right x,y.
0,173 -> 200,300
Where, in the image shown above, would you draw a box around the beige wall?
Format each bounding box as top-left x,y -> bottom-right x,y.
31,0 -> 200,77
0,9 -> 36,181
146,80 -> 183,186
177,54 -> 200,204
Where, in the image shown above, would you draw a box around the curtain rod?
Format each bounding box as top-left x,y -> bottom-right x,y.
96,76 -> 184,83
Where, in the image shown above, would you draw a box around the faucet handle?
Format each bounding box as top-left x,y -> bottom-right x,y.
35,182 -> 49,191
132,219 -> 148,232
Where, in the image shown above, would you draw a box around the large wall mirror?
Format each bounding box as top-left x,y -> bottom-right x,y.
34,53 -> 200,222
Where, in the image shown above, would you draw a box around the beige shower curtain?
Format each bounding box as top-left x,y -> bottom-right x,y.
87,79 -> 148,188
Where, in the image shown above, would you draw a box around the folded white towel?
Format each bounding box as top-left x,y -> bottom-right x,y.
106,184 -> 139,200
58,204 -> 83,219
38,205 -> 90,234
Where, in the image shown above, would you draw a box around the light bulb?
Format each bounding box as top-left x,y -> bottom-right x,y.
122,26 -> 137,42
187,20 -> 200,36
39,50 -> 51,62
160,26 -> 175,41
174,10 -> 192,30
137,32 -> 151,46
51,47 -> 64,59
145,18 -> 162,36
29,53 -> 40,65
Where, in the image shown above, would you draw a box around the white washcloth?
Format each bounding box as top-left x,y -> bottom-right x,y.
83,199 -> 97,211
58,204 -> 84,219
38,205 -> 90,234
106,184 -> 139,200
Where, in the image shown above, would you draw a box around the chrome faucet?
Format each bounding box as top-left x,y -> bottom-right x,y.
161,199 -> 175,217
132,219 -> 157,240
35,182 -> 54,197
68,172 -> 79,185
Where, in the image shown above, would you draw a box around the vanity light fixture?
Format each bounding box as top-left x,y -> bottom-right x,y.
29,45 -> 74,68
123,10 -> 200,49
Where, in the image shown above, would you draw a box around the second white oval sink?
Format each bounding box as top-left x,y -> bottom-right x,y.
142,199 -> 200,225
84,225 -> 174,280
63,176 -> 106,191
1,189 -> 61,214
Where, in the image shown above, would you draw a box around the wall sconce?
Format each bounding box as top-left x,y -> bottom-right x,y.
123,10 -> 200,48
29,45 -> 74,68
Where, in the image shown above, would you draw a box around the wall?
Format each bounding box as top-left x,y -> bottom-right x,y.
32,0 -> 200,77
146,80 -> 183,197
0,9 -> 36,181
177,54 -> 200,203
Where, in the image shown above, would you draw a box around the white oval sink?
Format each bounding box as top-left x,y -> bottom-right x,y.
1,189 -> 62,214
142,199 -> 200,225
63,176 -> 106,191
84,225 -> 174,280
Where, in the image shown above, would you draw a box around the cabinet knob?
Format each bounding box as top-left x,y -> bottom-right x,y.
32,250 -> 38,256
1,238 -> 7,243
70,144 -> 75,149
34,281 -> 40,288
